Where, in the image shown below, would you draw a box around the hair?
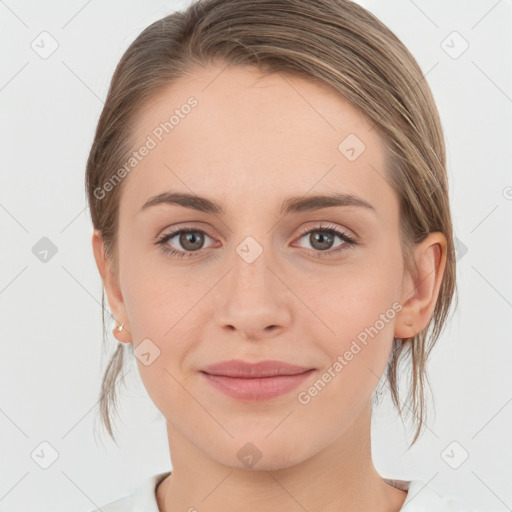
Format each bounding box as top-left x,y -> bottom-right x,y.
85,0 -> 456,447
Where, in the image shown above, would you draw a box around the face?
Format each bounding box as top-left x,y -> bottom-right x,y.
104,63 -> 411,470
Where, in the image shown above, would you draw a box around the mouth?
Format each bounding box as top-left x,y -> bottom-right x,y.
201,359 -> 313,378
200,359 -> 316,401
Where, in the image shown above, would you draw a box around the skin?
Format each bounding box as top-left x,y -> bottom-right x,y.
93,62 -> 447,512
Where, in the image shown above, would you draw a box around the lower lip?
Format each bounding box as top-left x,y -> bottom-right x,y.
201,370 -> 315,401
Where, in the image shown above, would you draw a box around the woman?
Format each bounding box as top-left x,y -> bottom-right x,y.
86,0 -> 475,510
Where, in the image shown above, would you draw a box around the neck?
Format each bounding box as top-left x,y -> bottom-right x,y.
156,402 -> 407,512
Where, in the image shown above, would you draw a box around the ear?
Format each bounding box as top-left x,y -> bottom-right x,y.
92,229 -> 132,344
394,232 -> 447,339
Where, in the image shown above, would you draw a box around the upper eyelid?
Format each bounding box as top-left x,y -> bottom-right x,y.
296,221 -> 355,238
159,222 -> 351,238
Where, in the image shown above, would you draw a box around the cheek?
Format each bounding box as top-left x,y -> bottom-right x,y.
119,235 -> 193,338
291,269 -> 401,429
118,245 -> 207,394
120,267 -> 200,418
306,250 -> 403,379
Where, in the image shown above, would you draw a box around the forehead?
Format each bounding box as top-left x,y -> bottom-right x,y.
122,63 -> 393,215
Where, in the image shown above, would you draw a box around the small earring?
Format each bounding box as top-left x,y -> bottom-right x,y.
114,323 -> 124,333
405,319 -> 413,326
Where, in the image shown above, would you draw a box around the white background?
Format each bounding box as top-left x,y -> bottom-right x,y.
0,0 -> 511,510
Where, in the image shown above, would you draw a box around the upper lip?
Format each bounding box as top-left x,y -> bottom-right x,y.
201,359 -> 313,378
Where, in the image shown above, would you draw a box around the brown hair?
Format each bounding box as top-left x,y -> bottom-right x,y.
86,0 -> 456,447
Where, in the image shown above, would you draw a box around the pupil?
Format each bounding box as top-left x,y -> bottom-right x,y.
181,231 -> 203,251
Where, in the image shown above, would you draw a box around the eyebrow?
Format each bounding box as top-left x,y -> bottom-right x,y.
140,191 -> 376,216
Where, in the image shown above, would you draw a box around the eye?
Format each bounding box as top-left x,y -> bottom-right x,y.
294,222 -> 356,257
155,221 -> 357,259
155,225 -> 216,258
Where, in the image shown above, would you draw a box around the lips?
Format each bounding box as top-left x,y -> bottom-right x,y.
200,359 -> 315,401
201,359 -> 312,378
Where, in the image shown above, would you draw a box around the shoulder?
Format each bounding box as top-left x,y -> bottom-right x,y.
84,471 -> 171,512
399,479 -> 480,512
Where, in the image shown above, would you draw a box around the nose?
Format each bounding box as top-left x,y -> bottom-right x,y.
213,242 -> 292,341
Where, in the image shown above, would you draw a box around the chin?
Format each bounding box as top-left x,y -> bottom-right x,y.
210,431 -> 315,472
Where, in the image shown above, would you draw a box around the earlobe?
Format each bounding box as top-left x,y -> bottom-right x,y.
92,230 -> 131,343
394,233 -> 447,339
112,322 -> 132,344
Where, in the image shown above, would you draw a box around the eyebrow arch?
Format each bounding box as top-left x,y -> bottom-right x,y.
139,191 -> 376,215
279,193 -> 375,215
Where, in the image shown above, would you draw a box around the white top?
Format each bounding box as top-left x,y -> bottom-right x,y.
88,472 -> 479,512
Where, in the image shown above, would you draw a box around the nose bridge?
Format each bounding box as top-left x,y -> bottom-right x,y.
228,202 -> 278,287
231,232 -> 276,303
214,231 -> 291,338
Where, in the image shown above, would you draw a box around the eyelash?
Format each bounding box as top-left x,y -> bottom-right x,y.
154,222 -> 357,259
